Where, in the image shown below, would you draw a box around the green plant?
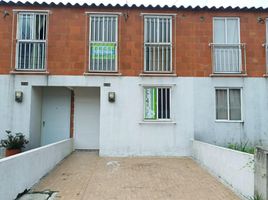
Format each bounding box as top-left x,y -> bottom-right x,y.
1,130 -> 29,150
227,141 -> 255,154
250,193 -> 263,200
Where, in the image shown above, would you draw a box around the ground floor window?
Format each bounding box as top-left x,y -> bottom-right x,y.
144,87 -> 171,120
215,88 -> 242,121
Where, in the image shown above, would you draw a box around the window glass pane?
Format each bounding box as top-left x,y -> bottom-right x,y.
214,19 -> 225,43
227,19 -> 239,44
144,88 -> 157,120
216,89 -> 228,120
229,89 -> 241,120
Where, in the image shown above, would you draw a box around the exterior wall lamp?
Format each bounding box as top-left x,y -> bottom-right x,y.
108,92 -> 116,103
15,91 -> 23,103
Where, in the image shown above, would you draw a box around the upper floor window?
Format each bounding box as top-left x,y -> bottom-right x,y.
144,16 -> 172,73
215,88 -> 242,121
89,15 -> 118,72
16,12 -> 47,70
212,17 -> 245,74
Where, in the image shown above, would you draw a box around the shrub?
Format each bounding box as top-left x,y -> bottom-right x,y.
0,130 -> 29,150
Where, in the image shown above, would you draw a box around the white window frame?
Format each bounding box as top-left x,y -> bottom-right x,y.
143,86 -> 172,122
15,11 -> 48,71
143,15 -> 172,73
212,17 -> 242,74
215,87 -> 243,122
88,14 -> 118,72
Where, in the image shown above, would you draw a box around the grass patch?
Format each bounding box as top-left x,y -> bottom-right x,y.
250,193 -> 263,200
227,142 -> 255,154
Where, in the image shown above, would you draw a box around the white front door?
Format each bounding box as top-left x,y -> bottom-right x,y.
74,87 -> 100,149
41,87 -> 71,146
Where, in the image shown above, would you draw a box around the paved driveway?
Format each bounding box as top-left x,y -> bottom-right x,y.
30,151 -> 240,200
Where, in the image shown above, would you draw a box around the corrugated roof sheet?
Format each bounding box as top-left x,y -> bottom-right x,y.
0,0 -> 268,11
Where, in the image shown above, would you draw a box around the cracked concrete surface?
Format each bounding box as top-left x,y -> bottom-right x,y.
18,191 -> 58,200
25,151 -> 240,200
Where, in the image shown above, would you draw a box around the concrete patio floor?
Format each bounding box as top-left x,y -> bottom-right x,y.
25,151 -> 240,200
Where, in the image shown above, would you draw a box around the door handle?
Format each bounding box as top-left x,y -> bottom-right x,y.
42,121 -> 45,127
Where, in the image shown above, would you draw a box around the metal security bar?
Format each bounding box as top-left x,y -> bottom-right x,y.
144,16 -> 172,72
210,43 -> 246,73
16,13 -> 47,70
157,87 -> 171,119
89,15 -> 118,72
144,87 -> 171,120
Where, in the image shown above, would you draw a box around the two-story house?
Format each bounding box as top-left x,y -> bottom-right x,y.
0,1 -> 268,156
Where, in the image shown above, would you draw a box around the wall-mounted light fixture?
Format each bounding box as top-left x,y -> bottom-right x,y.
2,10 -> 9,18
200,16 -> 205,22
108,92 -> 116,103
15,91 -> 23,103
123,12 -> 129,22
257,17 -> 265,24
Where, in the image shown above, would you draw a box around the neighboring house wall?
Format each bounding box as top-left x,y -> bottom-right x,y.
194,78 -> 268,146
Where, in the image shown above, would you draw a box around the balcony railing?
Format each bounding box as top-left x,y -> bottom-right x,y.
210,43 -> 246,74
16,41 -> 46,70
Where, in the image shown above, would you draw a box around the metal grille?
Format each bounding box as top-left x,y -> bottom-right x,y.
157,87 -> 171,119
144,16 -> 172,72
89,15 -> 118,72
16,13 -> 47,70
144,87 -> 171,120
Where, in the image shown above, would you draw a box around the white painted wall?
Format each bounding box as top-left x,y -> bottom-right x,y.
1,75 -> 268,156
41,87 -> 71,146
0,75 -> 14,139
0,139 -> 73,200
29,87 -> 43,149
74,87 -> 100,149
192,140 -> 254,199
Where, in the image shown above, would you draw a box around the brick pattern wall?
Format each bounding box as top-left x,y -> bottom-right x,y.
0,6 -> 267,76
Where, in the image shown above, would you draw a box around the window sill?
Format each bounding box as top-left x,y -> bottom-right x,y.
210,73 -> 247,77
84,72 -> 122,76
139,73 -> 177,77
139,120 -> 176,124
215,120 -> 244,123
10,70 -> 49,75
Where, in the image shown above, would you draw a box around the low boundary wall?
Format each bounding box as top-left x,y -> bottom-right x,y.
0,139 -> 74,200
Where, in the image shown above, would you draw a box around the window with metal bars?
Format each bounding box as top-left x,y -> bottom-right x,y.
215,88 -> 242,121
89,15 -> 118,72
144,16 -> 172,72
16,13 -> 47,70
144,87 -> 171,120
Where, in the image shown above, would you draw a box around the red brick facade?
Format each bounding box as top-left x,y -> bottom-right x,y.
0,6 -> 267,76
